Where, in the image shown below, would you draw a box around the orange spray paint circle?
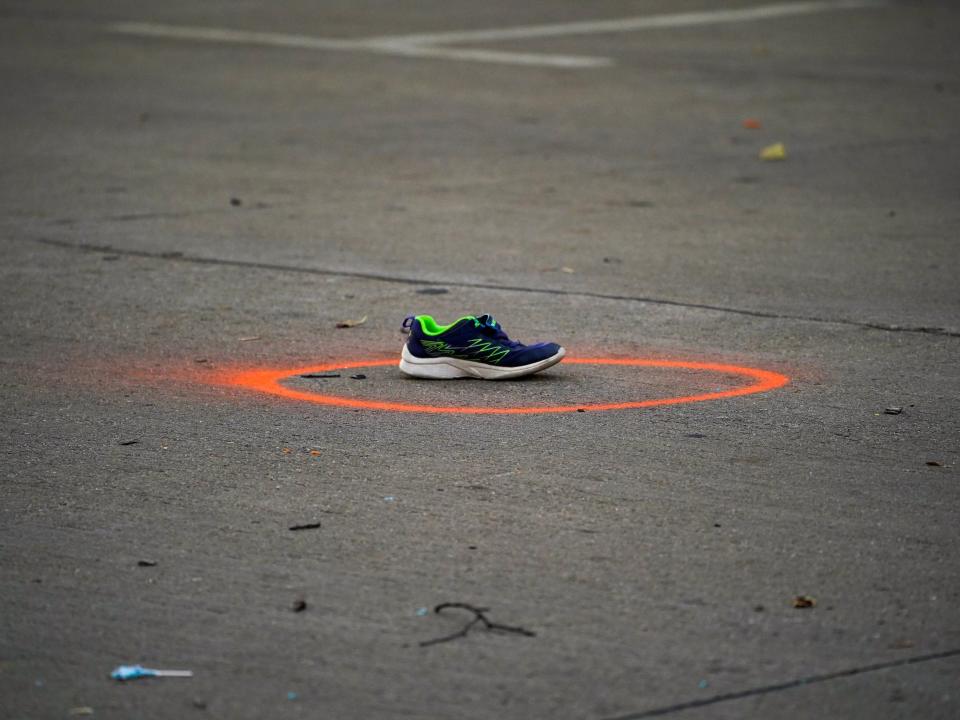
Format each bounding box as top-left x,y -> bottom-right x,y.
214,357 -> 789,415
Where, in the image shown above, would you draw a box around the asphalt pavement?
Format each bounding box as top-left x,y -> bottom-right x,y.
1,1 -> 959,718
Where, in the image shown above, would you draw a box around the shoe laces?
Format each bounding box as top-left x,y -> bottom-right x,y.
475,314 -> 521,348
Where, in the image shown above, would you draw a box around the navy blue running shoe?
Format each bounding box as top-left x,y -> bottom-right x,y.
399,314 -> 565,380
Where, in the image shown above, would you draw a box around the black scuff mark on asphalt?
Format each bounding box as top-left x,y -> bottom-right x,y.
288,522 -> 321,531
419,603 -> 536,647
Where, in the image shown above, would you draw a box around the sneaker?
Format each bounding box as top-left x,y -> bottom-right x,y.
399,314 -> 565,380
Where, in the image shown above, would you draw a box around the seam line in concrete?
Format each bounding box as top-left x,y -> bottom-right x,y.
26,237 -> 960,339
597,647 -> 960,719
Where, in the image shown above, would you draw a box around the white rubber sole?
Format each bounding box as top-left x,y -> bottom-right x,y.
399,344 -> 565,380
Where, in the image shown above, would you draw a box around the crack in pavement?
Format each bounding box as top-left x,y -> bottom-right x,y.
40,203 -> 284,226
24,236 -> 960,339
598,647 -> 960,719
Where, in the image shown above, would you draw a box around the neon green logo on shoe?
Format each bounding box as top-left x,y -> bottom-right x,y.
421,340 -> 457,355
420,338 -> 510,364
464,338 -> 510,364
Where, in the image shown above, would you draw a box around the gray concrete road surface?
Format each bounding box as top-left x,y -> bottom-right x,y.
1,1 -> 958,718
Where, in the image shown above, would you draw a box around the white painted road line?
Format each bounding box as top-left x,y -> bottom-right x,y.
109,0 -> 887,69
370,0 -> 887,45
364,41 -> 611,69
110,22 -> 359,51
109,22 -> 608,68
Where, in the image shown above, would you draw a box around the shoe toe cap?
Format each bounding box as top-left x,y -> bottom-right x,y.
510,342 -> 562,366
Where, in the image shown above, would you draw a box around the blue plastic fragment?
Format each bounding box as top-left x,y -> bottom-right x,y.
416,607 -> 429,617
112,665 -> 156,681
287,691 -> 298,701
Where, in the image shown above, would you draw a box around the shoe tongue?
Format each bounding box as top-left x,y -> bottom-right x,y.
475,314 -> 497,328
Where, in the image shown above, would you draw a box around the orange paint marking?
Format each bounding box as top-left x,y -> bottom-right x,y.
212,357 -> 789,415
